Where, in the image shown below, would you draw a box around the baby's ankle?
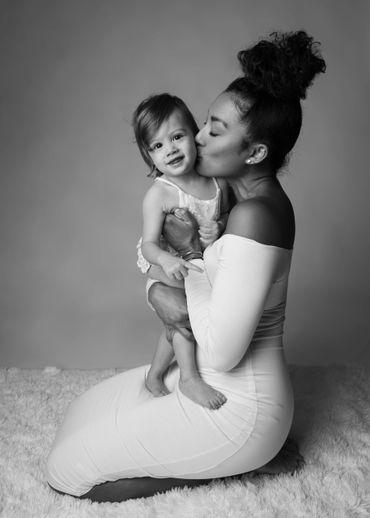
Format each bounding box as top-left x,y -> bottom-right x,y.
179,371 -> 199,383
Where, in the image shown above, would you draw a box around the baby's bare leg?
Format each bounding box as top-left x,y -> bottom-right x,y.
145,329 -> 174,397
173,331 -> 227,410
148,282 -> 226,409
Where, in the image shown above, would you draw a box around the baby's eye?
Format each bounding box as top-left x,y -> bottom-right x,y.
149,143 -> 162,151
173,133 -> 184,141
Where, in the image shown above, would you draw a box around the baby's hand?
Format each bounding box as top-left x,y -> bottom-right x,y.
199,220 -> 220,248
158,252 -> 202,281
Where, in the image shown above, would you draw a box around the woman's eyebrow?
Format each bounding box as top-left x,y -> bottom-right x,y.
210,115 -> 228,128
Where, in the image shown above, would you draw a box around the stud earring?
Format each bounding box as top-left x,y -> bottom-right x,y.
246,159 -> 252,164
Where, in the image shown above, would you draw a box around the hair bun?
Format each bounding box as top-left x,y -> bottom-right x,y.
238,31 -> 326,100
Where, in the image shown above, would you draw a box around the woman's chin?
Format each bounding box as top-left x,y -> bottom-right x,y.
195,159 -> 213,177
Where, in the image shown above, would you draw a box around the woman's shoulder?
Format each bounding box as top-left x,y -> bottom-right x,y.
225,196 -> 295,249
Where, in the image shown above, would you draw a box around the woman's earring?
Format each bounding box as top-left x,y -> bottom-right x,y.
246,159 -> 252,164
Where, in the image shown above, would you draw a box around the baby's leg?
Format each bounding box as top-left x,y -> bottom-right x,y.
173,331 -> 227,410
145,329 -> 174,397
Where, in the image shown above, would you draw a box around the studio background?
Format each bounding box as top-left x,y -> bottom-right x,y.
1,0 -> 369,368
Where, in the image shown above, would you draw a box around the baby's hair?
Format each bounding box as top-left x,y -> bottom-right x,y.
132,93 -> 199,177
226,30 -> 326,171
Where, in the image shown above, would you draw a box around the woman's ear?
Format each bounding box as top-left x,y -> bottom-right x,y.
245,144 -> 268,165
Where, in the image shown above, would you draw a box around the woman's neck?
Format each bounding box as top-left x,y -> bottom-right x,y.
228,167 -> 279,202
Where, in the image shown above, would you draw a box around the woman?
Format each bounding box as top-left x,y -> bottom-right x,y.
47,30 -> 326,502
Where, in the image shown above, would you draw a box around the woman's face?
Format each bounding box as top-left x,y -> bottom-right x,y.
195,92 -> 250,178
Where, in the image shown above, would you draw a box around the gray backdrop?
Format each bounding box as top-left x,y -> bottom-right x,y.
1,0 -> 369,368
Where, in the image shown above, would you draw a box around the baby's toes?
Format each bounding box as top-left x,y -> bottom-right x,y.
219,393 -> 227,404
211,397 -> 224,410
206,398 -> 218,410
215,392 -> 227,405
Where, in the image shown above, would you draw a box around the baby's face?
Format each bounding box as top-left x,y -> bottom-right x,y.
147,110 -> 197,178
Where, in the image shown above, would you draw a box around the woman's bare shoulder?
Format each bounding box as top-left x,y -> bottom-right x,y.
225,197 -> 295,248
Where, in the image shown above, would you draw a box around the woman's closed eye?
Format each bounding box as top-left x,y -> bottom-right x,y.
202,121 -> 218,137
208,128 -> 219,137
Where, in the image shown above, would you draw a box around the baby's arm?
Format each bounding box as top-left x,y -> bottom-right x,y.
141,184 -> 201,282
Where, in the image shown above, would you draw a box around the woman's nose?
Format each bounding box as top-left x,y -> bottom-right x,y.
195,128 -> 204,146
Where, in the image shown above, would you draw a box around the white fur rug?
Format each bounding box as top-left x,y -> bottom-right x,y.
0,365 -> 369,518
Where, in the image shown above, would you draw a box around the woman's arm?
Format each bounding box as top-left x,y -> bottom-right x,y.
184,203 -> 285,371
185,237 -> 281,371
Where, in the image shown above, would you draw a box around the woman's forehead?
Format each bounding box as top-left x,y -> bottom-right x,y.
209,92 -> 242,126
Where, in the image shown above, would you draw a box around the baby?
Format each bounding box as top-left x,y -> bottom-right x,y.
133,93 -> 229,409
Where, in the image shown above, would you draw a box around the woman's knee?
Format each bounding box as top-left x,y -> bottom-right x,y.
46,446 -> 65,492
46,445 -> 84,497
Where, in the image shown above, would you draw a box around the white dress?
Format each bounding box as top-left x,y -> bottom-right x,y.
47,234 -> 294,497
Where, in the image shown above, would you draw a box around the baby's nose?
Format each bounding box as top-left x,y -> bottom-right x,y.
166,142 -> 178,155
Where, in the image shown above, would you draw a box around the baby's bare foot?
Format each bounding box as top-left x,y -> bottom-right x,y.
179,375 -> 227,410
145,370 -> 170,397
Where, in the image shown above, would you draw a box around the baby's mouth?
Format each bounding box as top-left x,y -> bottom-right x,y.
167,155 -> 184,166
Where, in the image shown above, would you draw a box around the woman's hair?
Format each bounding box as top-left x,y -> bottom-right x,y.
132,93 -> 199,177
226,30 -> 326,171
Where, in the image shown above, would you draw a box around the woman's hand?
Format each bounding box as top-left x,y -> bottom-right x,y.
163,208 -> 202,259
